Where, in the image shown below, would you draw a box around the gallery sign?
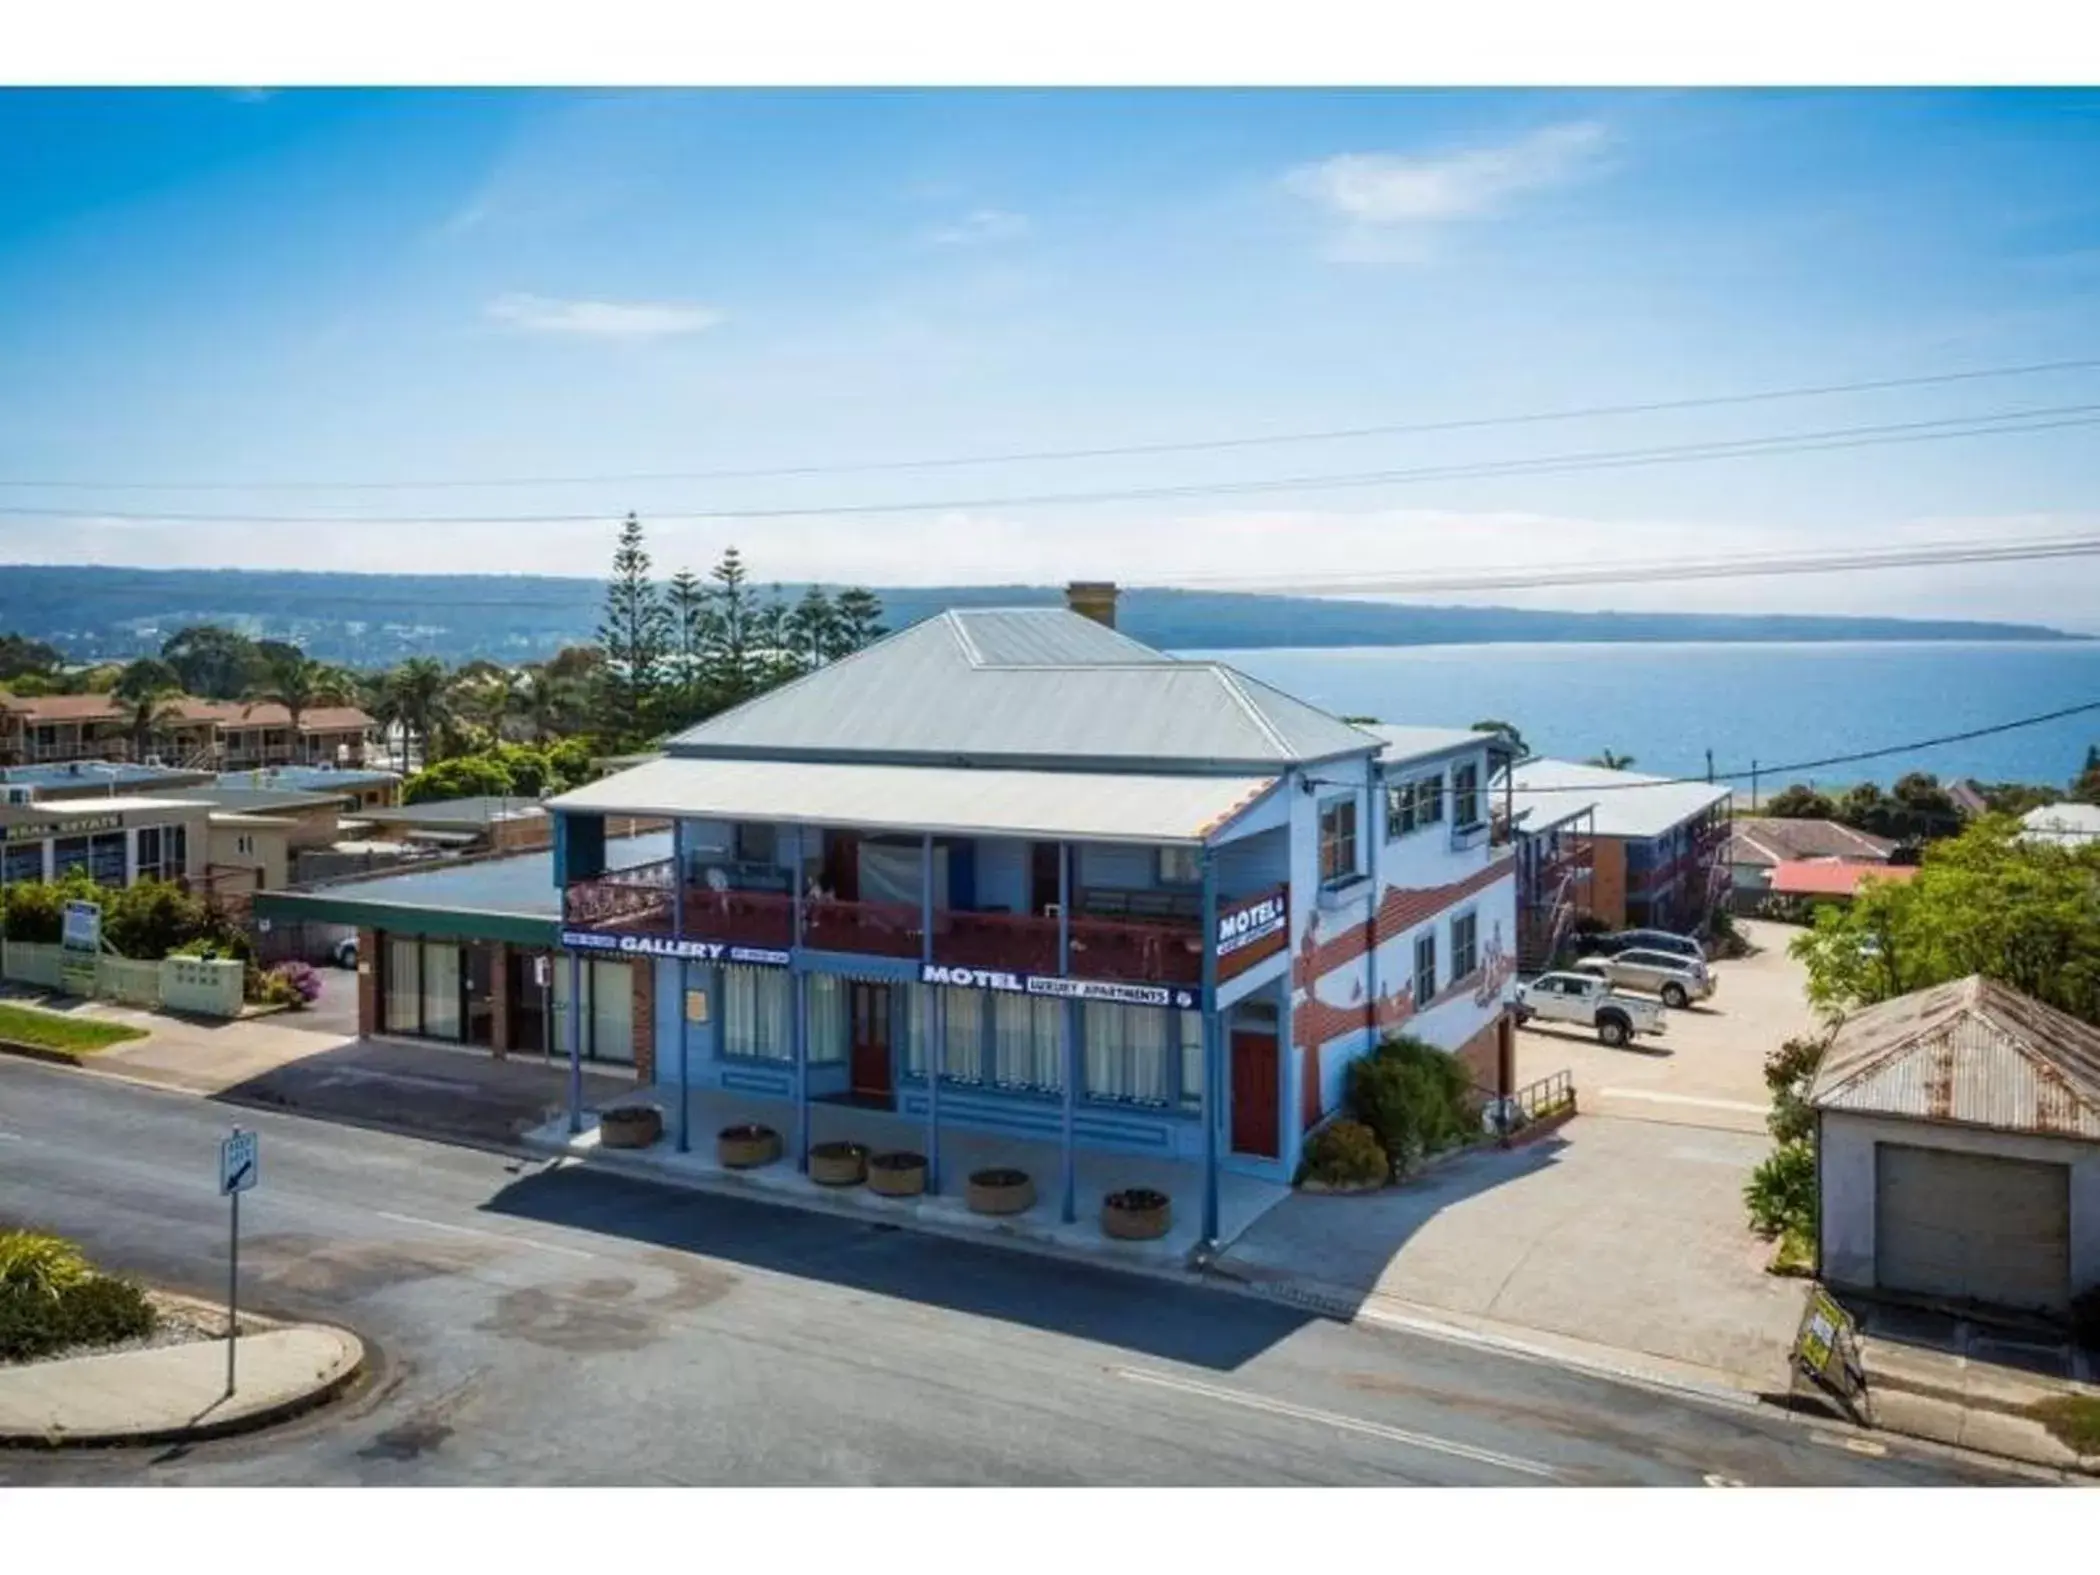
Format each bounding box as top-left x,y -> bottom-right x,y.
558,929 -> 789,968
1214,886 -> 1289,980
919,962 -> 1197,1012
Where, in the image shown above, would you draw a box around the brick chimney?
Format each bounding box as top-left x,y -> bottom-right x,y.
1065,580 -> 1119,629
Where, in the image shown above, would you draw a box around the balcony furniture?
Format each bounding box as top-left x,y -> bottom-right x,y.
868,1150 -> 928,1197
718,1123 -> 781,1169
809,1140 -> 869,1188
1102,1187 -> 1172,1241
598,1104 -> 663,1150
966,1167 -> 1036,1216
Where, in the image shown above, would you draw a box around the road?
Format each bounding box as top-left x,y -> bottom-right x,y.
0,1058 -> 2017,1486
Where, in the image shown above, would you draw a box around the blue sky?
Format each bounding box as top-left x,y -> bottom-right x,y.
1,88 -> 2097,627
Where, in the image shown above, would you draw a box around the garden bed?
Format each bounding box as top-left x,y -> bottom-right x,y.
3,1290 -> 234,1370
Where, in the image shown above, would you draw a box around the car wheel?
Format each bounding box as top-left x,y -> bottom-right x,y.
1661,983 -> 1688,1009
1597,1016 -> 1629,1048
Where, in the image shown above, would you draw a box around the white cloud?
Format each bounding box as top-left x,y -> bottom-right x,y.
1286,121 -> 1609,227
485,293 -> 723,340
925,208 -> 1031,247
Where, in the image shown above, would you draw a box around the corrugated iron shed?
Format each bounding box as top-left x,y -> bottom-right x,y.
1807,975 -> 2100,1141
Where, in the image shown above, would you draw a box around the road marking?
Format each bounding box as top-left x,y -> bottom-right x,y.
1812,1432 -> 1888,1457
1110,1366 -> 1562,1480
1597,1089 -> 1767,1114
375,1210 -> 597,1261
1703,1472 -> 1747,1487
0,1130 -> 21,1142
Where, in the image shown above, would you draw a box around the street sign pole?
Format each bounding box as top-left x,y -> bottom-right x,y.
218,1125 -> 259,1397
227,1182 -> 239,1395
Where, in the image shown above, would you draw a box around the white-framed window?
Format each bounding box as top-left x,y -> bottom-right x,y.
1083,1003 -> 1200,1106
1318,795 -> 1360,886
1387,773 -> 1445,838
234,834 -> 255,858
1157,845 -> 1202,888
1452,909 -> 1479,979
991,993 -> 1064,1091
723,965 -> 792,1060
903,984 -> 985,1083
806,973 -> 848,1065
1413,931 -> 1437,1008
1452,762 -> 1482,828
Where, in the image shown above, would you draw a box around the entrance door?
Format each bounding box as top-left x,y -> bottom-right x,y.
849,981 -> 893,1101
508,951 -> 547,1055
1030,841 -> 1062,915
463,944 -> 496,1048
1230,1031 -> 1280,1158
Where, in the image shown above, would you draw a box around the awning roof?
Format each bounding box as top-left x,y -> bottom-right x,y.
551,757 -> 1279,846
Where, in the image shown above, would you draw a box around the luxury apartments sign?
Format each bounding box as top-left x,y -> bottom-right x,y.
918,963 -> 1197,1011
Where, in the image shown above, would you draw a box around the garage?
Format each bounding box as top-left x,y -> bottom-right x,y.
1873,1144 -> 2070,1313
1808,976 -> 2100,1319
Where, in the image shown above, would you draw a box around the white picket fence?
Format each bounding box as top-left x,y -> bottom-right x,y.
0,940 -> 243,1018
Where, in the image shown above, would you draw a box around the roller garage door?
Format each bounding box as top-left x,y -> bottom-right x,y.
1873,1143 -> 2070,1313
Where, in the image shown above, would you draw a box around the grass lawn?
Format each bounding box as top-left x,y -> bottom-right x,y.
0,1001 -> 148,1062
2029,1395 -> 2100,1457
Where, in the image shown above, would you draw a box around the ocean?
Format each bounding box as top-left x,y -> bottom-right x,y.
1179,641 -> 2100,796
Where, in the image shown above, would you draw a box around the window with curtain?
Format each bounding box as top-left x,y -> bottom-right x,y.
422,943 -> 462,1041
904,985 -> 984,1083
1156,845 -> 1201,888
1318,796 -> 1359,886
590,959 -> 634,1064
806,974 -> 848,1064
1387,774 -> 1444,838
1413,931 -> 1437,1009
723,965 -> 791,1060
991,993 -> 1063,1092
1178,1011 -> 1203,1110
1083,1002 -> 1175,1105
384,937 -> 421,1034
1452,762 -> 1481,829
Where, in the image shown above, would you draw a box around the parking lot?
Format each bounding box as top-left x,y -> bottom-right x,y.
1516,918 -> 1822,1134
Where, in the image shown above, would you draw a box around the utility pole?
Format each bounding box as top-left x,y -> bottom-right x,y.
1751,760 -> 1760,812
1705,748 -> 1715,784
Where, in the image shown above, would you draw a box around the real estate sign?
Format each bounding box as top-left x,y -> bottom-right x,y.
60,898 -> 101,995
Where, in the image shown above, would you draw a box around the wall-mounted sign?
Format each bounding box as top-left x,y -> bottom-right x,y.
918,962 -> 1197,1012
1214,887 -> 1290,981
558,929 -> 789,968
6,812 -> 127,841
4,820 -> 59,843
684,989 -> 711,1024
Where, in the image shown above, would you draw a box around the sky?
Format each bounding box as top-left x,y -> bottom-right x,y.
1,87 -> 2097,629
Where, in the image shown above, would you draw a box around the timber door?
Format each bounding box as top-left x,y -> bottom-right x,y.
1230,1031 -> 1281,1158
849,981 -> 894,1102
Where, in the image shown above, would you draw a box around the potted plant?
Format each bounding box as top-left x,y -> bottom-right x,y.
597,1104 -> 663,1150
1102,1187 -> 1172,1240
966,1167 -> 1035,1216
867,1150 -> 928,1197
717,1123 -> 781,1169
810,1139 -> 869,1187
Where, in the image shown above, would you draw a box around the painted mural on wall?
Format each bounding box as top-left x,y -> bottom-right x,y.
1289,857 -> 1515,1054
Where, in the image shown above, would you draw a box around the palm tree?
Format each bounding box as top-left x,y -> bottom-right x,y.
112,658 -> 187,761
1588,749 -> 1637,771
512,664 -> 582,743
386,657 -> 453,770
245,654 -> 358,764
447,663 -> 518,745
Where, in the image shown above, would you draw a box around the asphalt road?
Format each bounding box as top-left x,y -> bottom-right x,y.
0,1058 -> 2020,1486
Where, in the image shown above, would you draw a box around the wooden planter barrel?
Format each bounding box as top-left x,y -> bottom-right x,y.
598,1105 -> 663,1150
867,1151 -> 928,1198
717,1123 -> 781,1170
810,1140 -> 869,1188
1102,1188 -> 1173,1241
966,1167 -> 1036,1217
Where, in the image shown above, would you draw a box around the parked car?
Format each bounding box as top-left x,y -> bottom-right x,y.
1580,927 -> 1706,963
1512,970 -> 1667,1047
332,935 -> 359,970
1572,948 -> 1715,1009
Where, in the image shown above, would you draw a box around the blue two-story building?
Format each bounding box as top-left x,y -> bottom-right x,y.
550,589 -> 1520,1244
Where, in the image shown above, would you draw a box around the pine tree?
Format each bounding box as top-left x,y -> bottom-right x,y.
702,545 -> 762,708
829,586 -> 886,657
786,585 -> 841,669
663,568 -> 713,729
595,514 -> 672,746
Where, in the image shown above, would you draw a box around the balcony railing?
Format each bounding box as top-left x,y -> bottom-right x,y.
804,896 -> 922,958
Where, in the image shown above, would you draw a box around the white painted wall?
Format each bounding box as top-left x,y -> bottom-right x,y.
1818,1110 -> 2100,1294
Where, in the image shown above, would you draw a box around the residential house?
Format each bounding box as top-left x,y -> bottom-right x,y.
0,692 -> 377,772
541,588 -> 1520,1237
175,701 -> 376,771
0,693 -> 132,766
1946,778 -> 1991,819
1809,976 -> 2100,1318
1501,758 -> 1732,935
2020,802 -> 2100,850
1726,816 -> 1896,905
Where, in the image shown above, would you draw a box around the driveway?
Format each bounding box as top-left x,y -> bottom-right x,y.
1517,918 -> 1822,1134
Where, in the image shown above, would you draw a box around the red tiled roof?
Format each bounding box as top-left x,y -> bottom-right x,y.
1767,859 -> 1919,898
177,701 -> 374,732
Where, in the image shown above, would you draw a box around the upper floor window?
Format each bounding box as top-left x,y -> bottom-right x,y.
1157,845 -> 1202,888
1452,910 -> 1478,979
1318,796 -> 1360,886
1452,762 -> 1481,829
734,822 -> 778,865
1413,930 -> 1437,1007
1386,774 -> 1445,838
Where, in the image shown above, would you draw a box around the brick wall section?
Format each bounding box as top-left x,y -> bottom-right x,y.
1452,1010 -> 1512,1098
630,959 -> 656,1083
355,927 -> 379,1036
488,941 -> 511,1058
1588,839 -> 1629,931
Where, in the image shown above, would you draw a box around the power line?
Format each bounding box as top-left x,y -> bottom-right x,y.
1152,533 -> 2100,596
4,351 -> 2099,495
1512,699 -> 2100,795
10,401 -> 2100,527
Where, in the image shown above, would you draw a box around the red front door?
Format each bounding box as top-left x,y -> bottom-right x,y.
850,981 -> 893,1100
1230,1031 -> 1280,1158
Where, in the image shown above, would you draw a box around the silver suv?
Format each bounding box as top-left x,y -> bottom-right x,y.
1573,947 -> 1714,1009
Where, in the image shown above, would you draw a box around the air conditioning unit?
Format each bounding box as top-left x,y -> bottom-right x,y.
2,784 -> 36,806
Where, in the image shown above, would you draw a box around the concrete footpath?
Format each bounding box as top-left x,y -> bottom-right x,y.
0,1325 -> 365,1448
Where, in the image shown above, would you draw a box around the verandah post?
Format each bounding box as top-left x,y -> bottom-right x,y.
1059,839 -> 1077,1224
1200,845 -> 1220,1250
565,951 -> 583,1136
922,830 -> 939,1193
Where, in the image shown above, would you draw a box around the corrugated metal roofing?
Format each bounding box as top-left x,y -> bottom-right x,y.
552,756 -> 1279,845
1808,976 -> 2100,1140
1503,757 -> 1732,841
665,609 -> 1376,770
2021,801 -> 2100,847
1727,817 -> 1896,867
1361,723 -> 1494,766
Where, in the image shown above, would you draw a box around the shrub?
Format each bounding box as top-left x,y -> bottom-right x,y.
1745,1140 -> 1818,1241
1344,1036 -> 1476,1175
1296,1119 -> 1390,1187
0,1229 -> 91,1303
0,1230 -> 157,1361
268,960 -> 322,1007
50,1274 -> 156,1348
1764,1033 -> 1829,1145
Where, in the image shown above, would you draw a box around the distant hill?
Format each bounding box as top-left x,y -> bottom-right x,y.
0,564 -> 2080,668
